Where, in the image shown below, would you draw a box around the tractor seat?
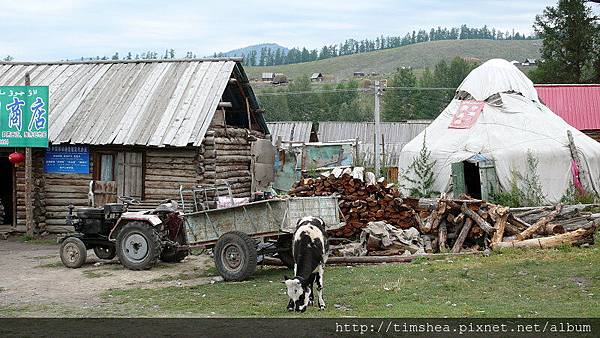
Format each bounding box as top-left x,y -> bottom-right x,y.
77,207 -> 105,219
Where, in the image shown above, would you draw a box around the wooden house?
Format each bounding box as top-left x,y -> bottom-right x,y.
310,73 -> 324,82
261,72 -> 275,82
0,58 -> 273,233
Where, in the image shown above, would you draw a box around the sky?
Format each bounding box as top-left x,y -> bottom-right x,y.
0,0 -> 571,61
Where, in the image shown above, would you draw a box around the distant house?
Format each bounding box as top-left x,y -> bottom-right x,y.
353,71 -> 366,77
535,84 -> 600,142
521,58 -> 536,66
310,73 -> 324,82
262,72 -> 275,82
272,73 -> 288,84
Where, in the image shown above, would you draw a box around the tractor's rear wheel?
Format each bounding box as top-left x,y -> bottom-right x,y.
214,231 -> 257,281
60,237 -> 87,268
116,222 -> 161,270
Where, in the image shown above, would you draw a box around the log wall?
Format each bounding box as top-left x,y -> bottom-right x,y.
15,122 -> 267,233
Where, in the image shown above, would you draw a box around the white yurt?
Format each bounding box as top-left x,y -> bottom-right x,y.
398,58 -> 600,202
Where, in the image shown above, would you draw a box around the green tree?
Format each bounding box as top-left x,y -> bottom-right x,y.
401,131 -> 438,197
532,0 -> 600,83
382,67 -> 419,121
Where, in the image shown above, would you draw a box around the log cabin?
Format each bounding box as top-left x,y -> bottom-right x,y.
0,58 -> 274,233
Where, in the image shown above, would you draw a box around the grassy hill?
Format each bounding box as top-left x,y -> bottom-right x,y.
246,39 -> 541,81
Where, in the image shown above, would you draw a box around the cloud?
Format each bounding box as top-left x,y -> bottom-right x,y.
0,0 -> 557,61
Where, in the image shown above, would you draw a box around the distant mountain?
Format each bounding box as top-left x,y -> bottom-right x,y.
221,43 -> 289,59
247,39 -> 542,80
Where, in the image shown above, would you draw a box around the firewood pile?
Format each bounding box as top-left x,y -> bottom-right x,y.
288,167 -> 416,237
414,199 -> 598,253
288,167 -> 599,255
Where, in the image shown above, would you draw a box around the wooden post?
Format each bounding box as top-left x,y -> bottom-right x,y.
374,81 -> 382,178
24,72 -> 34,237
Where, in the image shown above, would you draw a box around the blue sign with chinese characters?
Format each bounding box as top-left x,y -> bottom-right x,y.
44,145 -> 90,174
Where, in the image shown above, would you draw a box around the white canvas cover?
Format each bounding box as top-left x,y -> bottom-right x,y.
398,59 -> 600,202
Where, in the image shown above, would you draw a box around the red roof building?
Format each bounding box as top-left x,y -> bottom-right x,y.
535,84 -> 600,141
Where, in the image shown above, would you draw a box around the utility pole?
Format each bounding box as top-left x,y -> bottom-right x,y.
24,72 -> 34,237
374,81 -> 382,178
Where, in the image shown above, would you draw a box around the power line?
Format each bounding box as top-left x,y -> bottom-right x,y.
255,86 -> 457,96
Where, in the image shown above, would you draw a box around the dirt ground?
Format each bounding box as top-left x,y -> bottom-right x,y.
0,237 -> 218,315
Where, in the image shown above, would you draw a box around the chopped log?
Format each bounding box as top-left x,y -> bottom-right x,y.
504,221 -> 521,236
438,220 -> 448,253
491,213 -> 508,245
413,212 -> 428,234
517,204 -> 563,240
507,214 -> 531,231
493,221 -> 597,250
451,218 -> 473,253
461,203 -> 495,235
543,223 -> 565,235
422,235 -> 433,253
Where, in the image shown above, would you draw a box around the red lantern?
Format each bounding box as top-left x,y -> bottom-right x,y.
8,152 -> 25,166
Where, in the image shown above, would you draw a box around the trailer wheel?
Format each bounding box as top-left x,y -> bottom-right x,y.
116,221 -> 162,270
214,231 -> 257,281
60,237 -> 87,268
94,245 -> 116,260
276,235 -> 295,269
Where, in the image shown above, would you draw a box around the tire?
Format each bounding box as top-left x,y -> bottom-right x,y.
60,237 -> 87,268
276,235 -> 295,269
160,229 -> 189,263
94,245 -> 116,260
214,231 -> 257,281
116,221 -> 162,270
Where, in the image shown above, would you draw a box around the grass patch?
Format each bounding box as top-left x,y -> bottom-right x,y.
18,235 -> 56,245
150,267 -> 218,283
82,270 -> 114,279
36,262 -> 63,268
95,247 -> 600,318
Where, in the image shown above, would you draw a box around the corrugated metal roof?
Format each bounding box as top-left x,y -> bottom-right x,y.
535,84 -> 600,130
318,121 -> 431,165
0,58 -> 259,147
266,121 -> 312,144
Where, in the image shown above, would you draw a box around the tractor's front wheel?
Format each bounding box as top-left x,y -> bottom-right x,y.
214,231 -> 257,281
116,222 -> 162,270
60,237 -> 87,268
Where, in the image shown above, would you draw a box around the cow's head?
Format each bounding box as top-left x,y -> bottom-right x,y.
284,275 -> 310,312
296,216 -> 325,230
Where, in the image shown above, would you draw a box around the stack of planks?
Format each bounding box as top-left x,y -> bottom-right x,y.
288,167 -> 416,238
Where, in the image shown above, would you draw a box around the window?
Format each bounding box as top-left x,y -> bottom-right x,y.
100,154 -> 114,181
96,151 -> 143,199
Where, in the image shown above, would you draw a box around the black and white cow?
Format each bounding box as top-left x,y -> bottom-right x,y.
284,216 -> 328,312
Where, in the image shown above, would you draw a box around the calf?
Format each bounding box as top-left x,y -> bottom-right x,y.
284,216 -> 328,312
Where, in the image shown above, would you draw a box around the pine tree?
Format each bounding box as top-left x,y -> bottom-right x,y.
532,0 -> 599,83
401,131 -> 438,197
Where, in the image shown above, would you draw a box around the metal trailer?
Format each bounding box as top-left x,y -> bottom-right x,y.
179,184 -> 340,281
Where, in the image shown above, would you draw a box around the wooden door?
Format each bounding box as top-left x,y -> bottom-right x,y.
116,152 -> 143,199
451,162 -> 466,197
479,160 -> 500,201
